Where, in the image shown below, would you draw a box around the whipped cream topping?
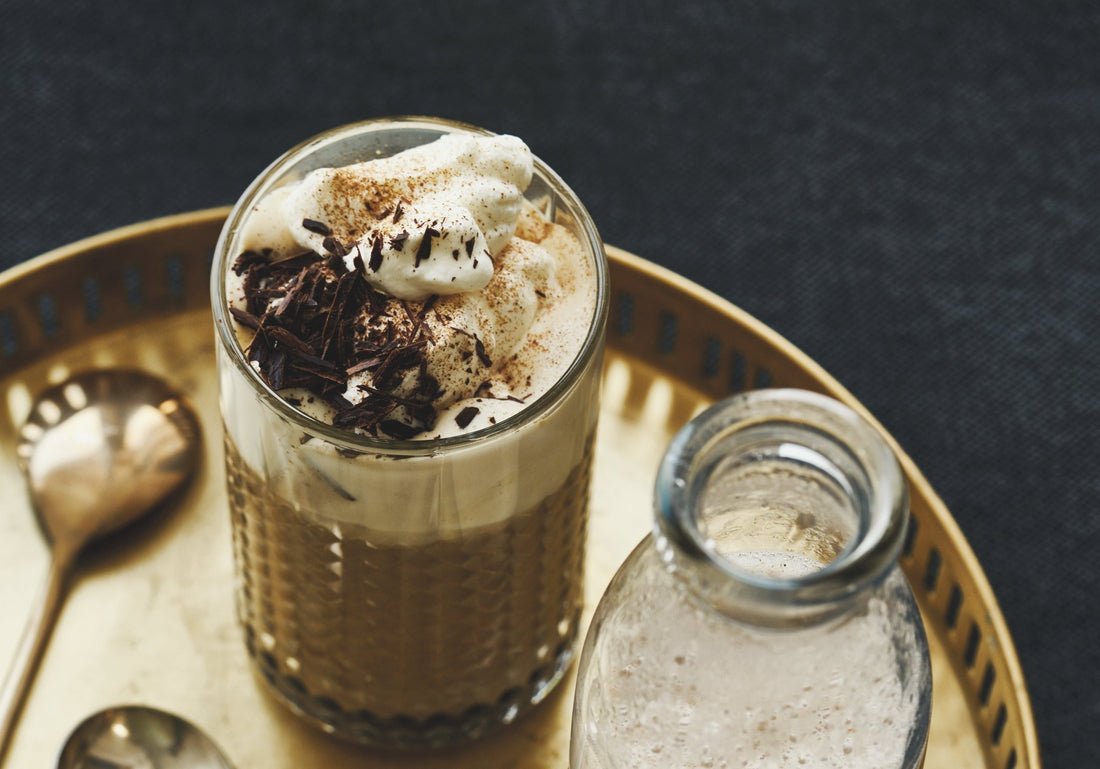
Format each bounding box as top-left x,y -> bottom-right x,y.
240,134 -> 532,301
226,133 -> 595,441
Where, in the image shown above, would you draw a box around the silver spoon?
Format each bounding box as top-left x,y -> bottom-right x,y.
56,705 -> 232,769
0,369 -> 202,763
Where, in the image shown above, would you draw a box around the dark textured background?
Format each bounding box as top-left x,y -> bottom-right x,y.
3,1 -> 1095,765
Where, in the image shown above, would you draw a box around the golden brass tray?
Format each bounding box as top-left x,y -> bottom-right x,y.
0,209 -> 1039,768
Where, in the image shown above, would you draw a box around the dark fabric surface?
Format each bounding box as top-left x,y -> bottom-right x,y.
3,0 -> 1096,764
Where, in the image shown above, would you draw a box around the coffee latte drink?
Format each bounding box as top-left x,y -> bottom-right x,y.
212,118 -> 607,747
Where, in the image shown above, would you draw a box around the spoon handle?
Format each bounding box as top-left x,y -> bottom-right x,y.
0,544 -> 77,766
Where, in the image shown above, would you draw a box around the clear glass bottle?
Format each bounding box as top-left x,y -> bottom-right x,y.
571,389 -> 931,769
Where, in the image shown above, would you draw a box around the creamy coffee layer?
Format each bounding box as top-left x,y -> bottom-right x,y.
227,433 -> 592,720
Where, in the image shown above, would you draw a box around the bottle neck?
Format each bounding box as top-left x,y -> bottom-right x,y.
654,389 -> 909,628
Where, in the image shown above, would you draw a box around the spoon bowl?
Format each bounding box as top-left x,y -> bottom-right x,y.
56,705 -> 233,769
0,369 -> 202,763
16,370 -> 201,544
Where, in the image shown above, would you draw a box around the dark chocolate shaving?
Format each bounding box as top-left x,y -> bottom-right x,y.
346,357 -> 382,376
229,306 -> 262,330
455,406 -> 480,429
351,250 -> 367,274
302,218 -> 332,236
415,225 -> 440,267
232,250 -> 268,276
322,236 -> 348,257
274,272 -> 311,318
379,420 -> 419,440
268,348 -> 287,390
369,234 -> 384,272
474,335 -> 492,367
320,269 -> 359,358
265,324 -> 315,355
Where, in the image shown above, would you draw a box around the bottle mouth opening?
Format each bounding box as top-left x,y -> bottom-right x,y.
655,389 -> 909,625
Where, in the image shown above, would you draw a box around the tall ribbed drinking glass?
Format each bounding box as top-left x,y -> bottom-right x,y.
211,117 -> 608,748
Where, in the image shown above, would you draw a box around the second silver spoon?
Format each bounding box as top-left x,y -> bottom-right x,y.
56,705 -> 233,769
